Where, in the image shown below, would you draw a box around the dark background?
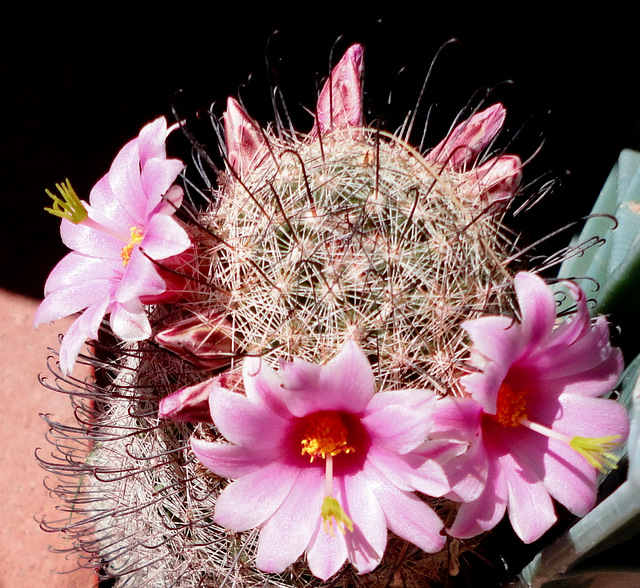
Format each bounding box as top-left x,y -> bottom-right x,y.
2,6 -> 638,300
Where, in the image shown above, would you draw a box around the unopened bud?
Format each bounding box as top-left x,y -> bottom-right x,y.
224,97 -> 268,175
313,43 -> 364,137
155,311 -> 233,370
460,155 -> 522,203
427,104 -> 506,170
158,378 -> 215,423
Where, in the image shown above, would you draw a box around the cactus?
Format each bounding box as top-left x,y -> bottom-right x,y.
38,42 -> 533,587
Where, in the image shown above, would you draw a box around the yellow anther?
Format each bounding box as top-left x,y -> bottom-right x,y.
300,411 -> 354,462
494,382 -> 528,427
120,226 -> 144,266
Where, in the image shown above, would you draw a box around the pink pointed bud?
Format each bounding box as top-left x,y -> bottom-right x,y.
155,311 -> 233,369
427,104 -> 506,170
313,43 -> 364,137
460,155 -> 522,203
159,378 -> 215,423
223,97 -> 268,175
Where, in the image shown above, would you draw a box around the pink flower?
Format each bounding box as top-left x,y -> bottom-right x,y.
433,272 -> 629,543
191,341 -> 449,580
34,117 -> 192,375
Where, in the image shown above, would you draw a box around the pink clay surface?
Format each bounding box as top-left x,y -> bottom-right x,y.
0,289 -> 96,586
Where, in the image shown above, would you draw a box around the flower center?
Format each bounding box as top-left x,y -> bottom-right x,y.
494,382 -> 528,427
120,226 -> 144,266
299,411 -> 356,536
45,180 -> 145,251
300,411 -> 355,462
492,381 -> 623,473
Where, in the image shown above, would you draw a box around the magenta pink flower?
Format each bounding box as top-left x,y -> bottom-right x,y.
34,117 -> 192,375
433,272 -> 629,543
191,341 -> 449,580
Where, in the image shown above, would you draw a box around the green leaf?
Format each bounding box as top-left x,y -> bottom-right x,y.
558,149 -> 640,317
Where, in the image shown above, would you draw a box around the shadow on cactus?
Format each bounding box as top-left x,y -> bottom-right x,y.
34,41 -> 629,587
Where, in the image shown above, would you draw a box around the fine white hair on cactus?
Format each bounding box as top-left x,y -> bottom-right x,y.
38,40 -> 549,587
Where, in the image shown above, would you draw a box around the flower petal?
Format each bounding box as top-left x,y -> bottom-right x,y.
461,316 -> 525,413
367,464 -> 446,554
315,340 -> 375,413
115,249 -> 166,303
109,298 -> 151,341
58,296 -> 109,375
362,388 -> 436,454
279,340 -> 374,416
140,157 -> 185,216
342,472 -> 387,574
59,214 -> 123,260
42,252 -> 119,294
209,384 -> 290,450
242,356 -> 292,419
256,467 -> 324,573
214,461 -> 300,531
191,438 -> 270,479
448,454 -> 508,538
514,271 -> 558,352
35,278 -> 115,326
306,514 -> 348,581
141,214 -> 191,261
498,446 -> 557,543
542,437 -> 597,517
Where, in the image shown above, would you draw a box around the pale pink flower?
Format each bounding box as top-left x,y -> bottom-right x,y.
34,117 -> 192,374
432,272 -> 629,543
191,341 -> 449,580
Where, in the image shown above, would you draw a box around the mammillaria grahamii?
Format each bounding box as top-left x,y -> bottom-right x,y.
35,43 -> 629,587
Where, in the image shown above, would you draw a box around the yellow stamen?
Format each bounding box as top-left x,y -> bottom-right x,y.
520,418 -> 622,474
494,382 -> 528,427
570,435 -> 622,473
44,179 -> 88,224
120,226 -> 144,266
300,411 -> 354,462
321,496 -> 354,536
